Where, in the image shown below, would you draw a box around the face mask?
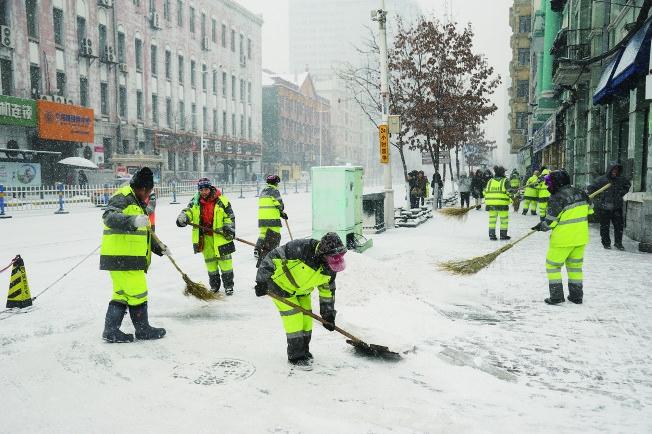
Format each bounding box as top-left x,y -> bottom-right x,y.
325,253 -> 346,272
545,175 -> 555,194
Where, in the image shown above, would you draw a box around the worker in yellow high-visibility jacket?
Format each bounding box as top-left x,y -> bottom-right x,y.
522,170 -> 540,215
483,166 -> 511,240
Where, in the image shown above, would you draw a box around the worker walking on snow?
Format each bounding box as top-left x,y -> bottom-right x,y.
255,174 -> 287,266
483,166 -> 511,240
254,232 -> 346,370
176,178 -> 236,295
536,167 -> 551,221
100,167 -> 168,343
532,170 -> 593,305
522,170 -> 540,215
509,169 -> 521,193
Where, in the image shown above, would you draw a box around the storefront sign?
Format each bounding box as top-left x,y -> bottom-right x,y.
532,115 -> 556,154
37,100 -> 94,142
0,95 -> 37,127
0,161 -> 42,187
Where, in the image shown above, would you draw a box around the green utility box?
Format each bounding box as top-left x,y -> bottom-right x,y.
311,166 -> 372,252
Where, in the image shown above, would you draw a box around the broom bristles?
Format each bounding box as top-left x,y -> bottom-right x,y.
438,243 -> 515,275
439,207 -> 474,219
182,274 -> 223,301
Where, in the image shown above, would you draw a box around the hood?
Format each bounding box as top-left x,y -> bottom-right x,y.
606,161 -> 623,179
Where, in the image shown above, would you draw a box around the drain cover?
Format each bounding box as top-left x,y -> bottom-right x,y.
173,358 -> 256,385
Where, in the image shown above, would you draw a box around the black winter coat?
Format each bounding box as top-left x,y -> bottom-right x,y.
587,162 -> 631,211
470,175 -> 485,198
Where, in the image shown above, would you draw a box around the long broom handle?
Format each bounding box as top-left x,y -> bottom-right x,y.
283,218 -> 293,240
266,291 -> 363,344
507,182 -> 613,249
149,230 -> 186,276
186,222 -> 257,247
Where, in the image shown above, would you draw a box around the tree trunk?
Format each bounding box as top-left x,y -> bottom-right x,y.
396,138 -> 408,182
455,145 -> 460,178
426,135 -> 437,174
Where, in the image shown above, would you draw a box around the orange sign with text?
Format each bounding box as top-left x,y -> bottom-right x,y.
37,100 -> 94,143
379,124 -> 389,164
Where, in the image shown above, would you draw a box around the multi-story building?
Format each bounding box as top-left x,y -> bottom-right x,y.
508,0 -> 533,155
0,0 -> 262,185
262,70 -> 331,181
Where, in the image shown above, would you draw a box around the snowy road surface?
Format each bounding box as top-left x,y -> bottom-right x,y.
1,192 -> 651,433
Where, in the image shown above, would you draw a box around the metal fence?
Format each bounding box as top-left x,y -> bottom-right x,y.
0,180 -> 312,214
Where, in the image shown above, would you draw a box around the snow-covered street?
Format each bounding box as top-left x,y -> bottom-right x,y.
1,192 -> 651,433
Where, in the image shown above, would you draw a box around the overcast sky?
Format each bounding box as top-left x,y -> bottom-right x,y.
236,0 -> 514,162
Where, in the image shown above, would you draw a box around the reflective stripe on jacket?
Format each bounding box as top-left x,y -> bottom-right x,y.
184,192 -> 235,257
100,185 -> 153,271
543,185 -> 594,247
524,175 -> 538,200
258,184 -> 283,228
483,177 -> 510,211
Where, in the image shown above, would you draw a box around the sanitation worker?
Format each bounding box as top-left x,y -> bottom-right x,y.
254,232 -> 346,370
100,167 -> 168,343
509,169 -> 521,192
483,166 -> 511,240
532,170 -> 593,305
521,170 -> 540,215
176,178 -> 236,295
255,174 -> 287,266
536,166 -> 552,221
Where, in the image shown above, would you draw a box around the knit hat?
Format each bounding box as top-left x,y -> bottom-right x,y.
317,232 -> 347,257
197,177 -> 212,190
266,174 -> 280,185
130,167 -> 154,189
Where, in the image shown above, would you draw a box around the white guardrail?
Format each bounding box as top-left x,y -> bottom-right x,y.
0,180 -> 312,214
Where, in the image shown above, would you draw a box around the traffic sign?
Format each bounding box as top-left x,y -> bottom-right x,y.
379,124 -> 389,164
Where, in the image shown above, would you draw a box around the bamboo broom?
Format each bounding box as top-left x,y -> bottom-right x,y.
438,183 -> 612,275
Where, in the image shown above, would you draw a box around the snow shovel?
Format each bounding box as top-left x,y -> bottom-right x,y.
186,222 -> 257,247
266,291 -> 401,360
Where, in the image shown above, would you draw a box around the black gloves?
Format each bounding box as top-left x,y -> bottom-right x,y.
280,211 -> 288,220
531,222 -> 544,231
254,281 -> 267,297
321,311 -> 336,331
222,226 -> 235,240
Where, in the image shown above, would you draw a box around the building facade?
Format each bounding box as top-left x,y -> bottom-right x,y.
262,70 -> 331,181
508,0 -> 533,155
0,0 -> 262,185
511,0 -> 652,252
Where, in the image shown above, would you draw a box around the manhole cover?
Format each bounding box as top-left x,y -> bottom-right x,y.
173,358 -> 256,385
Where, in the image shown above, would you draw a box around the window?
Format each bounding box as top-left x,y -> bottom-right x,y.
191,103 -> 197,130
516,80 -> 529,98
240,114 -> 244,137
163,0 -> 170,20
0,1 -> 7,26
121,140 -> 129,154
117,31 -> 126,63
222,71 -> 227,95
166,97 -> 172,126
221,24 -> 226,48
100,82 -> 108,115
168,150 -> 175,170
56,71 -> 66,96
190,60 -> 196,87
519,16 -> 531,33
149,0 -> 155,13
79,77 -> 88,106
240,79 -> 245,101
222,111 -> 227,135
192,152 -> 198,171
201,12 -> 206,38
98,24 -> 107,54
165,49 -> 171,79
103,138 -> 112,165
189,6 -> 195,33
178,55 -> 184,83
202,106 -> 207,132
133,0 -> 140,6
212,18 -> 217,42
231,113 -> 236,136
30,65 -> 40,96
248,117 -> 252,139
247,38 -> 252,59
0,58 -> 13,95
518,48 -> 529,65
53,8 -> 64,46
152,94 -> 158,124
247,81 -> 251,103
239,33 -> 244,59
213,109 -> 217,132
178,100 -> 185,129
151,45 -> 157,75
177,0 -> 183,27
230,28 -> 235,52
212,70 -> 217,95
201,64 -> 207,91
26,0 -> 38,38
76,16 -> 86,45
135,39 -> 143,71
516,112 -> 527,129
119,86 -> 127,117
136,91 -> 143,120
231,75 -> 235,101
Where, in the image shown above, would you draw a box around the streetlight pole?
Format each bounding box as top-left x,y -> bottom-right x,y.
375,0 -> 394,229
319,110 -> 322,166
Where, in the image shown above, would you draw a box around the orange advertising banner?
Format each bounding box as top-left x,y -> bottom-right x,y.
37,100 -> 94,142
379,124 -> 389,164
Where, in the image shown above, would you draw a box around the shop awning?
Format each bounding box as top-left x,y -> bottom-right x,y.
611,18 -> 652,88
592,52 -> 623,105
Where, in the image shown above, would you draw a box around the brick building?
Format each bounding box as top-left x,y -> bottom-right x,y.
0,0 -> 262,185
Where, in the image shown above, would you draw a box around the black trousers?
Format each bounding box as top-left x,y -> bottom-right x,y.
599,208 -> 624,246
460,192 -> 470,208
410,196 -> 420,209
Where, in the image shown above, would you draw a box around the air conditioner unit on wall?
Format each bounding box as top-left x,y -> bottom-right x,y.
102,46 -> 116,63
202,36 -> 210,51
80,38 -> 93,57
119,63 -> 128,73
0,25 -> 12,49
98,0 -> 113,8
150,12 -> 161,30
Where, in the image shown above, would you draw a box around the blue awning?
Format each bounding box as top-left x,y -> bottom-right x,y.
611,18 -> 652,88
592,52 -> 623,105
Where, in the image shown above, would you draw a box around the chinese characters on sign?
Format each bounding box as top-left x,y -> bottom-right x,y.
36,100 -> 94,143
379,124 -> 389,164
0,95 -> 37,127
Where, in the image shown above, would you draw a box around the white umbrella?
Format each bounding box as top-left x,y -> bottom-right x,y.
57,157 -> 98,169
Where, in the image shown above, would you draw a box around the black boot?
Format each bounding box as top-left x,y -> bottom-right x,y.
614,243 -> 625,251
304,333 -> 313,359
489,229 -> 497,241
531,211 -> 537,216
223,270 -> 234,296
102,301 -> 134,343
545,297 -> 565,305
129,302 -> 166,340
209,272 -> 221,293
500,230 -> 511,240
522,209 -> 528,215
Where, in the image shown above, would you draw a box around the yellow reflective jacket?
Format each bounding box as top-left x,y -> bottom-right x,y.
542,185 -> 594,247
524,175 -> 539,201
183,190 -> 236,257
483,177 -> 511,211
258,183 -> 284,228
